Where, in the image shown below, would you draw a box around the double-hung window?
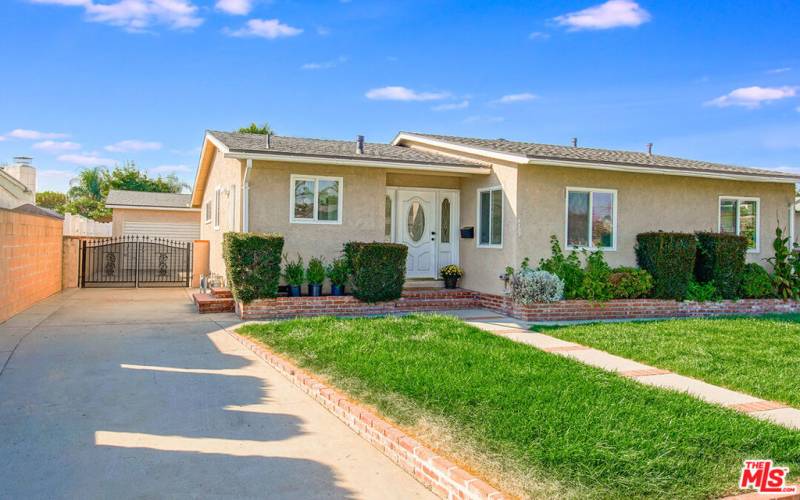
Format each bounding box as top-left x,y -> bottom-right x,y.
566,187 -> 617,250
477,187 -> 502,247
719,196 -> 759,252
290,175 -> 343,224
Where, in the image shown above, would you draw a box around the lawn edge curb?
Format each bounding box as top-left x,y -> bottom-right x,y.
225,328 -> 507,500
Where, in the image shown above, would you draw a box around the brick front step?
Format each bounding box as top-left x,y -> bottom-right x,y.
210,287 -> 232,299
192,293 -> 235,313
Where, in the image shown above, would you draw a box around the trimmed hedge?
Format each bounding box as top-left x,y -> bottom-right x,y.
223,232 -> 284,303
344,241 -> 408,302
694,232 -> 748,299
635,232 -> 697,300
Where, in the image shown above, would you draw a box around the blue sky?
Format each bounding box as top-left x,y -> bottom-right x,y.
1,0 -> 798,192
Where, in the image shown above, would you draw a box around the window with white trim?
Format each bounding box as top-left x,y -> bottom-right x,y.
228,185 -> 236,230
477,187 -> 502,247
566,188 -> 616,250
204,201 -> 212,223
719,197 -> 759,251
290,175 -> 343,224
214,187 -> 221,230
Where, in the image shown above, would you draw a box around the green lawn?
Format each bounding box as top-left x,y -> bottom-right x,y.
239,315 -> 800,499
537,314 -> 800,408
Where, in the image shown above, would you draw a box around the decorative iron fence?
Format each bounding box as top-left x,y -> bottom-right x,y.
80,236 -> 192,288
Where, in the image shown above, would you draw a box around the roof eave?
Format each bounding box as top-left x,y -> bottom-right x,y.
223,151 -> 491,175
190,132 -> 230,207
392,132 -> 529,164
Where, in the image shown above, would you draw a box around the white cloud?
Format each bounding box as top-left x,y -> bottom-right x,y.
30,0 -> 203,32
529,31 -> 550,40
7,129 -> 69,140
365,86 -> 450,101
554,0 -> 651,31
301,56 -> 347,70
432,100 -> 470,111
0,136 -> 6,142
58,153 -> 116,166
493,93 -> 538,104
215,0 -> 252,15
148,164 -> 192,173
33,140 -> 82,152
316,26 -> 330,36
463,115 -> 504,124
104,139 -> 162,152
226,19 -> 303,39
38,169 -> 76,180
767,67 -> 791,74
705,86 -> 798,109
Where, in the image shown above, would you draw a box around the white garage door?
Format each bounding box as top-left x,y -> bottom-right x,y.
123,222 -> 200,242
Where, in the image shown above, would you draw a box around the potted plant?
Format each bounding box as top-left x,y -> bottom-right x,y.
326,257 -> 349,296
283,254 -> 305,297
306,257 -> 326,297
440,264 -> 464,289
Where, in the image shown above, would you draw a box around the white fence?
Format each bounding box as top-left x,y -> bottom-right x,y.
63,212 -> 112,237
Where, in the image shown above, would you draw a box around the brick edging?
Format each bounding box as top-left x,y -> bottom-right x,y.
226,329 -> 506,500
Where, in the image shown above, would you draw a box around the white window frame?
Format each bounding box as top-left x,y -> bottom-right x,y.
204,201 -> 212,224
476,186 -> 503,249
228,184 -> 236,230
718,196 -> 760,253
214,187 -> 221,231
564,187 -> 618,251
289,174 -> 344,225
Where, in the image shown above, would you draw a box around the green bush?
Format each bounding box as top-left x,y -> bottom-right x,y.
685,280 -> 721,302
326,257 -> 349,286
577,250 -> 612,301
223,232 -> 284,303
538,235 -> 585,299
739,263 -> 774,299
694,232 -> 748,299
282,254 -> 305,286
635,232 -> 697,300
343,242 -> 408,302
306,257 -> 326,285
608,267 -> 654,299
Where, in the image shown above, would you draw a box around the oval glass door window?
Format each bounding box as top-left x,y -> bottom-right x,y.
407,201 -> 425,242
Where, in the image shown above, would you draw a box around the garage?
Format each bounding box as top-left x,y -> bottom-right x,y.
106,190 -> 201,242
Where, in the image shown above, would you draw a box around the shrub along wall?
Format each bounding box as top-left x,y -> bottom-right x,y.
695,232 -> 748,299
223,232 -> 284,303
635,232 -> 696,300
344,242 -> 408,303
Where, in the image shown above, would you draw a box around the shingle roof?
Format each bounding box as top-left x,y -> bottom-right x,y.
401,132 -> 800,181
106,190 -> 193,208
12,203 -> 64,220
208,130 -> 487,169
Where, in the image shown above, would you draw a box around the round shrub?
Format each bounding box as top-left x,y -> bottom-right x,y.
509,269 -> 564,305
223,232 -> 284,303
739,263 -> 774,299
608,267 -> 653,299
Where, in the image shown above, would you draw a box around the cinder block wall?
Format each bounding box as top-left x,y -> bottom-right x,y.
0,209 -> 63,323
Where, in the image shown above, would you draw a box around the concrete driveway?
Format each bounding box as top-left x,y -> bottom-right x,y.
0,288 -> 432,499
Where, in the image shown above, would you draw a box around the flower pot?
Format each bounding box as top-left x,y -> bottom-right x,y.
444,276 -> 459,289
288,285 -> 302,297
330,284 -> 345,296
308,283 -> 322,297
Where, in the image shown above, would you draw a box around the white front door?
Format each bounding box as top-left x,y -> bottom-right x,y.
398,190 -> 436,278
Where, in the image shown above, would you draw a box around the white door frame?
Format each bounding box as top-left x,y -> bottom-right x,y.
386,186 -> 459,278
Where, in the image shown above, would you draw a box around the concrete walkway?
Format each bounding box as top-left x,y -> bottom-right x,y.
445,309 -> 800,431
0,288 -> 432,499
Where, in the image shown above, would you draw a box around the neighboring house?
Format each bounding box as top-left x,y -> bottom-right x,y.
106,190 -> 200,242
0,157 -> 36,210
191,130 -> 800,295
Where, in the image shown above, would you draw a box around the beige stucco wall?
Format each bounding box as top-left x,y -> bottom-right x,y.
386,173 -> 462,190
199,150 -> 244,279
111,208 -> 200,235
247,161 -> 386,275
517,164 -> 796,269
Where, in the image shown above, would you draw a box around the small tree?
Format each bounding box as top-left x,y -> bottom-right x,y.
766,226 -> 797,300
237,122 -> 274,135
36,191 -> 68,213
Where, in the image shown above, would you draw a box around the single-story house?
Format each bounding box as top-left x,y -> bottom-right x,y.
106,190 -> 200,242
191,130 -> 800,295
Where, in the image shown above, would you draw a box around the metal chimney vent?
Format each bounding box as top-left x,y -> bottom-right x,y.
646,143 -> 653,156
356,135 -> 365,155
13,156 -> 33,165
571,138 -> 577,147
265,133 -> 271,149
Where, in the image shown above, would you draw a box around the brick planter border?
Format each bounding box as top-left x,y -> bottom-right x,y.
226,329 -> 505,500
235,288 -> 800,322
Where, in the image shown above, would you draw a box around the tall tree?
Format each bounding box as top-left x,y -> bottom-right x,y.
67,166 -> 107,201
36,191 -> 68,213
105,161 -> 188,193
237,122 -> 274,135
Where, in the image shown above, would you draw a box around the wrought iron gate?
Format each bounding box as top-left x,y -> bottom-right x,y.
80,236 -> 192,288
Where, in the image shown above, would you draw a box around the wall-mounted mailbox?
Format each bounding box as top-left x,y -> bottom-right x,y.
460,226 -> 475,239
